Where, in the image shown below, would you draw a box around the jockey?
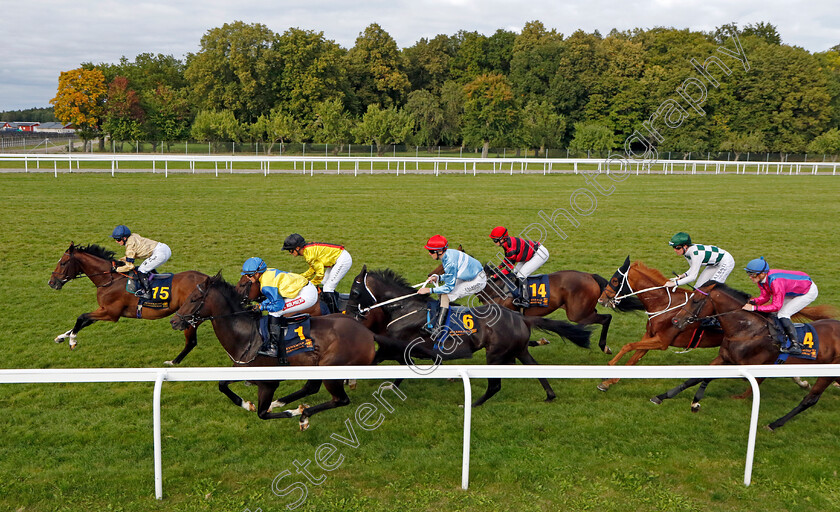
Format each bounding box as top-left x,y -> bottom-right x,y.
282,233 -> 352,314
741,257 -> 819,355
666,232 -> 735,289
418,235 -> 487,334
489,226 -> 549,307
241,256 -> 319,363
111,225 -> 171,299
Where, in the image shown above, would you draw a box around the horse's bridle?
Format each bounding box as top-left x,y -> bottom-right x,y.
606,265 -> 689,318
52,250 -> 117,287
174,283 -> 211,327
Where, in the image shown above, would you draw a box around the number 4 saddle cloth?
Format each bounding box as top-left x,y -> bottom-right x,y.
259,315 -> 316,357
773,320 -> 820,364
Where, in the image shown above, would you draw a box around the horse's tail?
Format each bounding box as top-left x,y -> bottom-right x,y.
795,305 -> 840,322
525,317 -> 591,349
592,273 -> 645,312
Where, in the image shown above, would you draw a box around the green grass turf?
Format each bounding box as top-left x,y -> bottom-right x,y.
1,172 -> 839,511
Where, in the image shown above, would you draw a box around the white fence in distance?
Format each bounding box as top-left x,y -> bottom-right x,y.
0,153 -> 839,176
3,363 -> 840,500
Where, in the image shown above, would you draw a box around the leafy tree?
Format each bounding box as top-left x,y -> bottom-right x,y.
807,128 -> 840,160
485,29 -> 517,75
461,74 -> 519,157
549,30 -> 608,125
403,34 -> 455,94
0,108 -> 55,122
449,31 -> 490,83
742,22 -> 782,45
439,80 -> 465,145
101,76 -> 145,149
274,28 -> 348,125
345,23 -> 410,111
568,121 -> 614,154
185,21 -> 281,123
143,85 -> 191,149
308,98 -> 352,154
352,104 -> 413,156
250,110 -> 302,154
814,49 -> 840,129
521,100 -> 566,156
509,21 -> 564,105
719,131 -> 767,160
191,110 -> 245,146
50,67 -> 107,149
404,90 -> 444,149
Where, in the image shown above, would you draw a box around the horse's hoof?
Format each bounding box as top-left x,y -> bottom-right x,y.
297,404 -> 308,414
690,402 -> 701,413
794,378 -> 810,390
349,379 -> 357,390
537,338 -> 550,346
764,425 -> 776,432
300,417 -> 310,431
603,346 -> 612,355
54,336 -> 65,344
69,340 -> 78,350
597,382 -> 610,392
545,394 -> 556,403
269,400 -> 285,412
650,396 -> 662,405
163,360 -> 175,367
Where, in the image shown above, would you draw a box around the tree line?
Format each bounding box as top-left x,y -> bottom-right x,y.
47,20 -> 840,157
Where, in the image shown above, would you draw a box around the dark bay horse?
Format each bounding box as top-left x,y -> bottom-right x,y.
48,243 -> 208,365
345,266 -> 592,407
653,281 -> 839,430
595,257 -> 727,391
477,263 -> 645,354
170,273 -> 397,429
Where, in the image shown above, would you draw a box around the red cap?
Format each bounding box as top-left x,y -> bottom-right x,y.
489,226 -> 508,239
425,235 -> 448,251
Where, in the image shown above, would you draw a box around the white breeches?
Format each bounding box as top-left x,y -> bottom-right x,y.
778,282 -> 818,319
269,282 -> 319,317
138,243 -> 171,273
321,250 -> 352,292
694,252 -> 735,288
441,272 -> 487,307
513,246 -> 549,279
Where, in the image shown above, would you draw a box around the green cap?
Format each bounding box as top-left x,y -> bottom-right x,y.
669,232 -> 691,247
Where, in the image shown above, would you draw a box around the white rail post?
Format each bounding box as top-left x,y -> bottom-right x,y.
740,369 -> 761,486
154,370 -> 167,499
460,369 -> 472,490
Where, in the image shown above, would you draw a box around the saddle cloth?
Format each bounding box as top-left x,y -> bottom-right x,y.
259,315 -> 315,357
774,321 -> 819,363
129,274 -> 174,310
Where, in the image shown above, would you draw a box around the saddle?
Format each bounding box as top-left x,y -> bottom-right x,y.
130,274 -> 175,316
258,315 -> 315,357
770,318 -> 819,362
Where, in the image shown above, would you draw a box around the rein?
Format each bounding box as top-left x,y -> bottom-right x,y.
357,275 -> 430,315
610,266 -> 688,318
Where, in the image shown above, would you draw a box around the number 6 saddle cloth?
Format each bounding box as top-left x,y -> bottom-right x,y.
425,300 -> 479,337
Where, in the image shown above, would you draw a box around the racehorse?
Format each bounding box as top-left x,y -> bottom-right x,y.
48,243 -> 208,365
652,280 -> 839,430
170,273 -> 400,429
235,274 -> 325,317
595,257 -> 727,391
477,262 -> 645,354
344,265 -> 592,407
434,246 -> 643,354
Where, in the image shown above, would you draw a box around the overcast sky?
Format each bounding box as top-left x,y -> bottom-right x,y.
1,0 -> 838,112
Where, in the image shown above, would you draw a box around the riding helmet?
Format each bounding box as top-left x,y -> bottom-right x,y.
241,257 -> 268,275
489,226 -> 509,240
425,235 -> 448,251
668,232 -> 691,247
112,225 -> 131,240
744,257 -> 770,274
282,233 -> 306,251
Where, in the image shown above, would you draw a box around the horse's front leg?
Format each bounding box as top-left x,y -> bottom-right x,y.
165,325 -> 198,366
599,335 -> 663,391
298,379 -> 352,431
767,377 -> 836,431
269,379 -> 322,412
650,377 -> 706,405
218,380 -> 256,412
54,313 -> 97,349
256,381 -> 305,420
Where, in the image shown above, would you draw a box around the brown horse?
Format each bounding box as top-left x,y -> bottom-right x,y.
595,257 -> 727,391
345,266 -> 592,406
653,280 -> 839,430
48,243 -> 208,365
478,263 -> 645,354
170,273 -> 398,429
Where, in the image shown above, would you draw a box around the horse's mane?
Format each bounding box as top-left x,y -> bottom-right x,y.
369,268 -> 415,293
632,260 -> 668,284
706,281 -> 751,304
76,243 -> 117,261
207,273 -> 244,310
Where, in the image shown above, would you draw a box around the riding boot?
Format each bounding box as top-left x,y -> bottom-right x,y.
322,291 -> 338,314
500,272 -> 519,300
779,317 -> 802,355
331,291 -> 343,313
431,306 -> 450,342
134,270 -> 152,299
513,277 -> 530,308
259,316 -> 282,360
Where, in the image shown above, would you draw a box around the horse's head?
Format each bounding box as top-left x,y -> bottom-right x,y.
345,265 -> 374,320
672,283 -> 716,330
171,275 -> 215,330
598,256 -> 631,308
234,273 -> 263,306
49,243 -> 81,290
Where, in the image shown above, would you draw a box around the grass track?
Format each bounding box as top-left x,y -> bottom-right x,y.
1,173 -> 839,511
